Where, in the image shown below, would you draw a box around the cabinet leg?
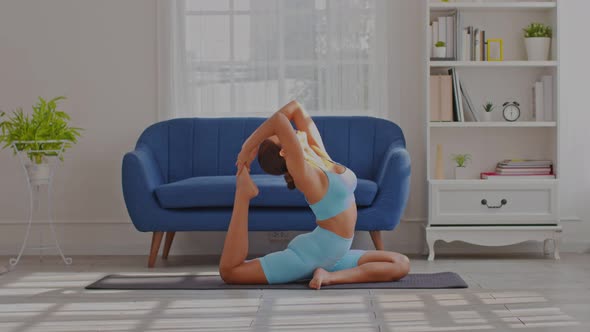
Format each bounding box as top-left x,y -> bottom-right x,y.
553,238 -> 560,260
543,239 -> 551,256
427,240 -> 435,261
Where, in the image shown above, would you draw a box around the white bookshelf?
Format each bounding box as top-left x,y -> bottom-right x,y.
425,0 -> 561,260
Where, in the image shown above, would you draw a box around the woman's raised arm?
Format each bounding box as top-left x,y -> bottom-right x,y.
279,101 -> 329,159
237,109 -> 307,180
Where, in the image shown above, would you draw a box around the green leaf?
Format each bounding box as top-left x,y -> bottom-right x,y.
0,96 -> 82,160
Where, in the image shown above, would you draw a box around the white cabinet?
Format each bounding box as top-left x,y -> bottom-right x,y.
424,1 -> 562,260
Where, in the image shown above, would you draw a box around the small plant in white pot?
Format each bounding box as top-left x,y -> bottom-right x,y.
481,101 -> 495,122
451,153 -> 472,180
434,41 -> 446,58
0,96 -> 82,185
523,23 -> 552,61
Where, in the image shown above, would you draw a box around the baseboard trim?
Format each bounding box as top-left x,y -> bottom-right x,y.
0,219 -> 587,256
0,216 -> 580,226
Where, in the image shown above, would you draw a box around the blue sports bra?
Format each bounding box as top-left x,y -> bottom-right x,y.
307,161 -> 357,221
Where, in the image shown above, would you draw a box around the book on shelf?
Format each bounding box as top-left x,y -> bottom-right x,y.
431,22 -> 439,57
496,168 -> 552,175
532,76 -> 554,122
474,28 -> 481,61
542,75 -> 554,121
498,159 -> 553,167
481,172 -> 556,180
497,165 -> 552,169
446,15 -> 454,58
534,81 -> 544,121
448,68 -> 465,122
430,75 -> 454,121
481,30 -> 486,61
439,17 -> 447,55
427,24 -> 432,58
462,28 -> 470,61
460,81 -> 479,121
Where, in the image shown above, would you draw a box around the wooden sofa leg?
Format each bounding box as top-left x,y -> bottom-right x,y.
370,231 -> 384,250
162,232 -> 176,260
148,232 -> 164,268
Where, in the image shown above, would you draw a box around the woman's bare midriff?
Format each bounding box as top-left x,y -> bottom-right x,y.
316,203 -> 357,239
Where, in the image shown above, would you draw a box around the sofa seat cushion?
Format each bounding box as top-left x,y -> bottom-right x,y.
155,174 -> 378,209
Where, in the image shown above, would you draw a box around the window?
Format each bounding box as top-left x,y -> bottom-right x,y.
159,0 -> 392,118
158,0 -> 390,118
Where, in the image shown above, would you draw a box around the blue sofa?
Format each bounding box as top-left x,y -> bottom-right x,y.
122,116 -> 411,267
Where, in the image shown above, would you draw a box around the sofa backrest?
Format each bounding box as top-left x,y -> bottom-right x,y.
136,116 -> 405,183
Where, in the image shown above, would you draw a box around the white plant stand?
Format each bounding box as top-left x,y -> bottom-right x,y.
8,140 -> 72,269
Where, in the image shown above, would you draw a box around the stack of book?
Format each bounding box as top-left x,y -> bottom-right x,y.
481,160 -> 555,180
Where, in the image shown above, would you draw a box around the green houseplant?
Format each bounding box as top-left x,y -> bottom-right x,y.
482,101 -> 495,122
0,96 -> 82,183
523,23 -> 552,61
451,153 -> 472,179
434,41 -> 446,58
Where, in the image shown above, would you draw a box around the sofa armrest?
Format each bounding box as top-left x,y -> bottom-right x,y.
369,142 -> 411,229
122,145 -> 165,231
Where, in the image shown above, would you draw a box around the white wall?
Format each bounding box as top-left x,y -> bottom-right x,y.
0,0 -> 158,254
0,0 -> 587,258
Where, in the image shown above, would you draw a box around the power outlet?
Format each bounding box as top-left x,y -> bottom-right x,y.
268,231 -> 290,242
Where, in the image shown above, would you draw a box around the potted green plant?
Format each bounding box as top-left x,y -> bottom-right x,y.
451,153 -> 472,179
523,23 -> 552,61
482,101 -> 495,122
0,96 -> 82,184
434,41 -> 446,58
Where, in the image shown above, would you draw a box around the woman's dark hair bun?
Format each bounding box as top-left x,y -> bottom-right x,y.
258,138 -> 295,190
284,172 -> 296,190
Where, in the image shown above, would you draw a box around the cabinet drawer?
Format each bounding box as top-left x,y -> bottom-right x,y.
429,181 -> 557,225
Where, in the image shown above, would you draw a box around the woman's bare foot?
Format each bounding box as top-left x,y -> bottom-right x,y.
308,268 -> 331,290
236,168 -> 259,200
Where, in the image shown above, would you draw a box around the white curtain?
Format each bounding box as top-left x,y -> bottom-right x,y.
157,0 -> 397,120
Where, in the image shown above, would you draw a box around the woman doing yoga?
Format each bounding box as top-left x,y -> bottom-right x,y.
219,101 -> 410,289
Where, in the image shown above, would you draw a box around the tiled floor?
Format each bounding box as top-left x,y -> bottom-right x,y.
1,253 -> 589,331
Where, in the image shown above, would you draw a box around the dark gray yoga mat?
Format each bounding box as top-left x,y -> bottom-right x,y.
86,272 -> 467,290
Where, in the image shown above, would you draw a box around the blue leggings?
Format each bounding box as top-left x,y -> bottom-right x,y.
259,226 -> 366,284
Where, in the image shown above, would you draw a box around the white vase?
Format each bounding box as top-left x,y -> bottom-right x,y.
525,37 -> 551,61
454,166 -> 469,180
25,162 -> 51,185
434,47 -> 446,58
481,111 -> 493,122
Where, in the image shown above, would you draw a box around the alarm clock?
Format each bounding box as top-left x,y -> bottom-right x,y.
502,101 -> 520,122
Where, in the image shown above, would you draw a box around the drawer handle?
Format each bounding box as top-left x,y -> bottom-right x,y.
481,199 -> 507,209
